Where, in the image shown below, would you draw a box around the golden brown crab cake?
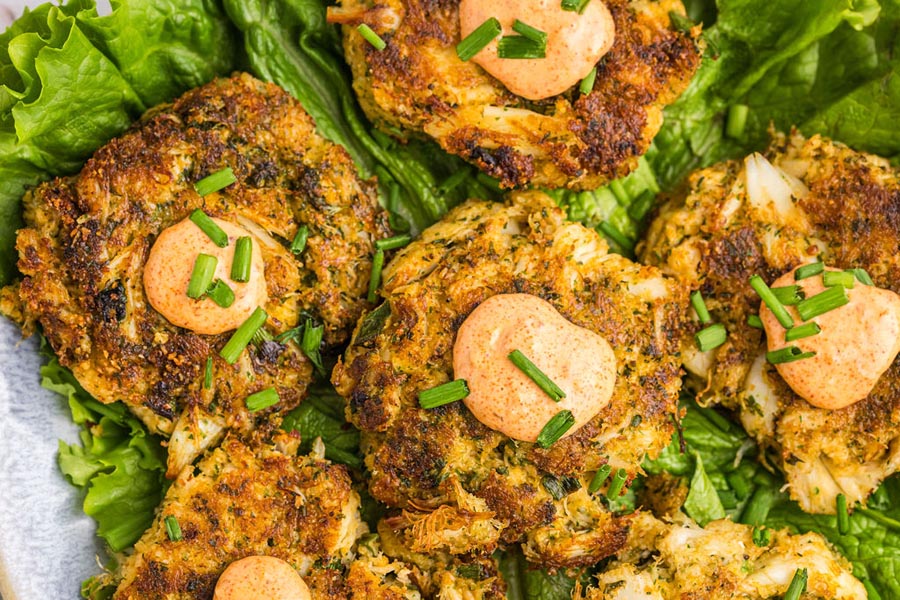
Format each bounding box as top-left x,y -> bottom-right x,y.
327,0 -> 701,190
333,191 -> 687,566
639,131 -> 900,514
582,512 -> 865,600
108,433 -> 422,600
0,73 -> 390,478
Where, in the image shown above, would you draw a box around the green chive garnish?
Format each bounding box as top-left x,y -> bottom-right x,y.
784,568 -> 808,600
771,285 -> 804,306
375,234 -> 412,251
747,314 -> 764,329
751,526 -> 771,547
579,67 -> 597,95
231,236 -> 252,282
561,0 -> 591,13
245,387 -> 279,412
725,104 -> 749,139
750,275 -> 794,329
189,209 -> 229,247
206,279 -> 235,308
508,349 -> 566,401
690,290 -> 711,324
785,322 -> 821,342
588,464 -> 612,495
220,307 -> 268,364
457,17 -> 501,61
796,286 -> 850,321
512,20 -> 547,46
497,35 -> 546,59
194,168 -> 236,197
357,23 -> 386,50
204,356 -> 213,389
187,254 -> 217,299
599,221 -> 634,252
846,268 -> 873,286
766,345 -> 816,365
164,515 -> 182,541
823,270 -> 855,289
837,493 -> 850,535
367,249 -> 385,303
695,323 -> 727,352
794,262 -> 824,280
536,410 -> 575,448
291,225 -> 309,255
301,321 -> 325,376
419,379 -> 470,409
606,468 -> 628,499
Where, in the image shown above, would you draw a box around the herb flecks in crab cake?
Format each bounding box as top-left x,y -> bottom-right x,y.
639,131 -> 900,514
328,0 -> 701,190
0,73 -> 391,478
333,191 -> 687,566
582,512 -> 865,599
107,432 -> 424,600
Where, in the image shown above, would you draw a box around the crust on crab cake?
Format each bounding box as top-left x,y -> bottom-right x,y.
639,131 -> 900,514
328,0 -> 701,190
0,73 -> 390,478
333,191 -> 687,566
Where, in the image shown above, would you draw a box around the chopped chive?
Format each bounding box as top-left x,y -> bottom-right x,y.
606,468 -> 628,499
245,387 -> 279,412
784,568 -> 808,600
291,225 -> 309,255
695,323 -> 727,352
766,345 -> 816,365
189,209 -> 229,247
457,17 -> 501,61
164,515 -> 182,541
725,104 -> 749,139
579,67 -> 597,95
204,356 -> 213,389
771,285 -> 804,306
508,349 -> 566,401
375,234 -> 412,251
846,267 -> 874,286
497,35 -> 546,59
301,321 -> 325,376
367,248 -> 385,303
796,286 -> 850,321
837,493 -> 850,535
747,314 -> 764,329
561,0 -> 591,13
512,20 -> 547,46
588,464 -> 612,495
357,23 -> 386,50
220,307 -> 268,364
186,254 -> 217,299
251,325 -> 274,345
750,275 -> 794,329
598,221 -> 634,252
751,525 -> 771,547
536,410 -> 575,448
419,379 -> 470,409
785,322 -> 821,342
194,167 -> 236,197
823,270 -> 855,289
690,290 -> 711,324
231,237 -> 252,282
794,262 -> 824,280
206,279 -> 235,308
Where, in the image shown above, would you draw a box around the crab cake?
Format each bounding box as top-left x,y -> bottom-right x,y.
327,0 -> 701,190
582,512 -> 865,599
107,433 -> 422,600
639,132 -> 900,513
333,192 -> 687,566
0,73 -> 390,477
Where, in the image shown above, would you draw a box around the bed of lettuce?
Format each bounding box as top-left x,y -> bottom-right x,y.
5,0 -> 900,597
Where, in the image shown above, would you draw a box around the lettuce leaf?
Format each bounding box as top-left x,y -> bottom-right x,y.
42,344 -> 167,552
281,380 -> 362,469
